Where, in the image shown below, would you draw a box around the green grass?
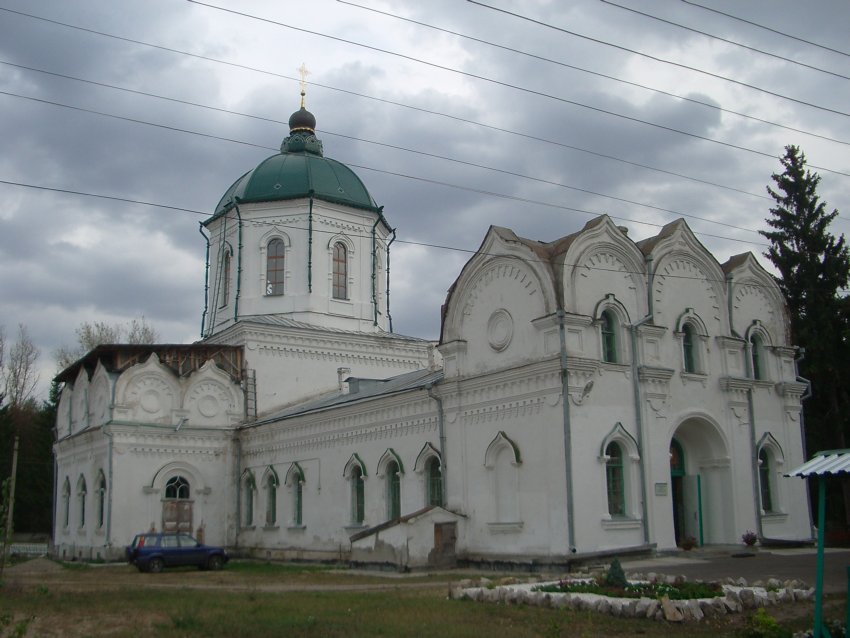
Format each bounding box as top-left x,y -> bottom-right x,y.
225,560 -> 336,574
0,565 -> 845,637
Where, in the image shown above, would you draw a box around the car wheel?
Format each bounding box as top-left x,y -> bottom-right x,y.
207,555 -> 223,571
147,558 -> 164,574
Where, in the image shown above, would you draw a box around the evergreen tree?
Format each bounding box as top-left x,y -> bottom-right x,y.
760,146 -> 850,521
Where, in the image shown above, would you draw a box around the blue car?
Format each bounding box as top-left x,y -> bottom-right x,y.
126,532 -> 228,573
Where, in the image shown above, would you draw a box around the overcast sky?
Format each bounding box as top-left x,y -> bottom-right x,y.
1,0 -> 849,400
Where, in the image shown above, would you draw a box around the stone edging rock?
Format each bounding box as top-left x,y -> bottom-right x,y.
449,573 -> 814,622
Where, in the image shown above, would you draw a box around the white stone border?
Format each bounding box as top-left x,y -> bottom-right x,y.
449,574 -> 814,622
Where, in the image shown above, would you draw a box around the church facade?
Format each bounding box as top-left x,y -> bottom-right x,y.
52,100 -> 813,567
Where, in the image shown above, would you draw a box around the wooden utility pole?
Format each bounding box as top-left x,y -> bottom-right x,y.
0,435 -> 19,578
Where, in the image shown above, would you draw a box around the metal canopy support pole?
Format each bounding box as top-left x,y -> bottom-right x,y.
814,475 -> 827,638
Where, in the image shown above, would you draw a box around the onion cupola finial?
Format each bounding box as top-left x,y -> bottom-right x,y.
288,62 -> 316,133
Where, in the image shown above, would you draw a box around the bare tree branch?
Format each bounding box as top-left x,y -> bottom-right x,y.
5,324 -> 40,407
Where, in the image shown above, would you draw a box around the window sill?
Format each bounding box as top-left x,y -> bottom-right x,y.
761,511 -> 788,522
287,525 -> 306,532
262,525 -> 279,531
487,521 -> 524,534
601,517 -> 642,531
345,524 -> 367,532
241,525 -> 256,531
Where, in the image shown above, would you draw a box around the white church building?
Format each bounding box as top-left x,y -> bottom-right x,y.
52,97 -> 813,568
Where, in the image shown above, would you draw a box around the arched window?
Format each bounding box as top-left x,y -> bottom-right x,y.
601,310 -> 617,363
332,242 -> 348,300
77,476 -> 87,528
220,249 -> 231,307
386,460 -> 401,520
265,472 -> 278,526
605,443 -> 625,517
426,457 -> 443,507
758,448 -> 774,513
350,465 -> 365,525
682,323 -> 697,373
242,472 -> 256,527
750,333 -> 765,380
165,476 -> 190,500
62,477 -> 71,528
266,238 -> 285,296
96,471 -> 107,529
286,464 -> 304,527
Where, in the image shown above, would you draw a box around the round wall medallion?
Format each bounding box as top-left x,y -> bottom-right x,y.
487,309 -> 514,351
140,389 -> 161,414
198,395 -> 220,418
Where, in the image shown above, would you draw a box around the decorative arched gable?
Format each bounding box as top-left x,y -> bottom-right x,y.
57,384 -> 73,439
71,367 -> 90,434
559,215 -> 647,318
724,252 -> 789,344
182,359 -> 242,427
284,462 -> 304,485
641,220 -> 727,335
744,320 -> 774,347
414,442 -> 442,473
114,354 -> 180,425
757,432 -> 785,466
599,422 -> 640,461
376,448 -> 405,477
88,361 -> 114,429
484,431 -> 522,468
263,465 -> 281,487
343,453 -> 368,478
149,460 -> 210,496
441,226 -> 557,345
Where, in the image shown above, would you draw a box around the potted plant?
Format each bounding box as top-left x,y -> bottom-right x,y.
742,530 -> 758,547
680,535 -> 697,551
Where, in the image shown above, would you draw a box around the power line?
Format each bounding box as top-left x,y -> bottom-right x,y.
0,60 -> 767,236
338,0 -> 850,148
679,0 -> 850,59
187,1 -> 850,170
600,0 -> 850,81
0,5 -> 780,197
0,177 -> 777,289
466,0 -> 850,119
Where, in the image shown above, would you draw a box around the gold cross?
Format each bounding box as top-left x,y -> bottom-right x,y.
297,62 -> 310,107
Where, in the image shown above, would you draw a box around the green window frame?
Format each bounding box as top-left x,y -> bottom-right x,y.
387,461 -> 401,520
601,310 -> 617,363
62,478 -> 71,528
682,323 -> 696,373
333,242 -> 348,300
351,465 -> 365,525
265,474 -> 277,526
426,457 -> 443,507
77,476 -> 87,528
294,480 -> 303,526
243,473 -> 256,527
266,238 -> 285,296
758,448 -> 774,513
96,471 -> 106,529
220,249 -> 231,307
750,334 -> 764,380
605,443 -> 625,517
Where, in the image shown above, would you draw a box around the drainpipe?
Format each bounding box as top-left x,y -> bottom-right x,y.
795,348 -> 815,537
102,376 -> 118,557
233,203 -> 244,322
557,309 -> 576,553
307,194 -> 314,293
386,227 -> 396,333
371,216 -> 381,326
630,315 -> 652,546
234,435 -> 242,549
742,337 -> 765,541
427,385 -> 447,506
199,223 -> 211,338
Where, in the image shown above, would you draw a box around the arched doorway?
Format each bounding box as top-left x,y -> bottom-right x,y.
669,418 -> 734,545
162,475 -> 193,533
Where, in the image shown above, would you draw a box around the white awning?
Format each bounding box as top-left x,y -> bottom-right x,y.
785,450 -> 850,477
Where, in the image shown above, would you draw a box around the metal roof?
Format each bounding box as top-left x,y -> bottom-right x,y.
785,450 -> 850,477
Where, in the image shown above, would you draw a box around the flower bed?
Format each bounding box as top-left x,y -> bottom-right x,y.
534,578 -> 723,600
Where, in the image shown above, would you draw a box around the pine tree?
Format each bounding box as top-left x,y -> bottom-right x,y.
761,146 -> 850,521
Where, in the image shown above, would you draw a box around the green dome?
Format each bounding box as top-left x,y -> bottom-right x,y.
213,108 -> 379,218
